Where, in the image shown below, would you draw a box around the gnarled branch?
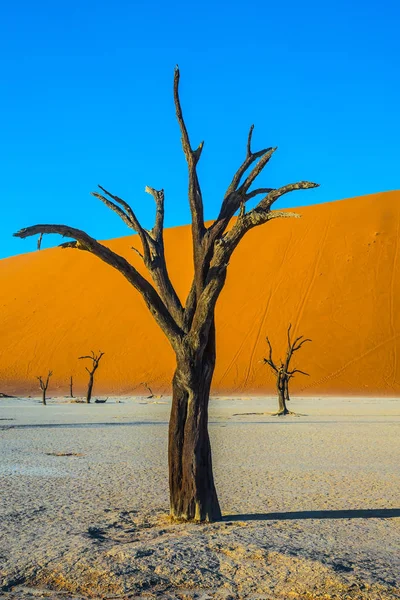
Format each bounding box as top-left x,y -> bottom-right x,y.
264,337 -> 278,373
79,350 -> 105,375
91,185 -> 151,265
93,183 -> 184,325
289,368 -> 310,377
14,224 -> 183,347
174,66 -> 205,245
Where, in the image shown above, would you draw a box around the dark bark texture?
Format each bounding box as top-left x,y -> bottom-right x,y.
86,374 -> 94,404
14,68 -> 318,521
277,368 -> 289,415
169,321 -> 221,521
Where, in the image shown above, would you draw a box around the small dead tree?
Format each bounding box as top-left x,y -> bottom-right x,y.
37,371 -> 52,405
69,376 -> 74,398
79,351 -> 104,403
264,325 -> 311,415
141,382 -> 154,399
14,68 -> 318,521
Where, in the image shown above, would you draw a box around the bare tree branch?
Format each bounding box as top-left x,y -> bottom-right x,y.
264,337 -> 278,373
293,338 -> 312,351
245,187 -> 275,201
131,246 -> 144,260
225,125 -> 274,199
287,323 -> 293,347
257,182 -> 319,213
189,209 -> 302,344
93,184 -> 184,326
289,368 -> 310,376
97,185 -> 142,226
240,147 -> 277,193
174,66 -> 205,245
79,351 -> 105,374
145,186 -> 164,243
91,191 -> 135,231
208,126 -> 276,243
91,186 -> 151,265
14,224 -> 183,346
205,135 -> 319,283
142,186 -> 184,325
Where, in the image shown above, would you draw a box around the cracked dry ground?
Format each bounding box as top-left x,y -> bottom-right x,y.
1,398 -> 399,599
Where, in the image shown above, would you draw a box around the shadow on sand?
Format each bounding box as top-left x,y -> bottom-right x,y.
223,508 -> 400,521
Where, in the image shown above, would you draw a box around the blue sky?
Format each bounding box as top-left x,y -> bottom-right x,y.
1,0 -> 399,258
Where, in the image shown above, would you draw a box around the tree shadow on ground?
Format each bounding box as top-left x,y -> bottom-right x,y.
223,508 -> 400,521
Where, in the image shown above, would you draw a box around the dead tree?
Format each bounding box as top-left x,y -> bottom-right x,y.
69,375 -> 74,398
14,67 -> 318,522
264,325 -> 311,415
141,382 -> 154,399
79,351 -> 104,403
37,371 -> 52,405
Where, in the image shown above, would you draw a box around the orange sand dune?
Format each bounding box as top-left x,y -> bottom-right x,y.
1,191 -> 399,397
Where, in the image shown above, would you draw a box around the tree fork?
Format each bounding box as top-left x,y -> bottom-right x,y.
37,371 -> 52,405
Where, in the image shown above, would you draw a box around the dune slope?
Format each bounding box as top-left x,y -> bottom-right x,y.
0,191 -> 399,396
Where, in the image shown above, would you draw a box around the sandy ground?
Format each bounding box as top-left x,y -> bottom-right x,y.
0,396 -> 399,599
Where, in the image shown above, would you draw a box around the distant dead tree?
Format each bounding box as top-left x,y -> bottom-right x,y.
141,382 -> 154,399
79,351 -> 104,403
69,376 -> 74,398
37,371 -> 52,405
264,325 -> 311,415
14,67 -> 318,521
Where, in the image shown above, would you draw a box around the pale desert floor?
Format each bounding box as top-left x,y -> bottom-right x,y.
0,396 -> 399,599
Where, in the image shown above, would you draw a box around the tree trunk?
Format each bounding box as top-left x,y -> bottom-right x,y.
277,375 -> 289,415
42,390 -> 46,405
86,375 -> 94,403
284,378 -> 290,403
69,376 -> 74,398
168,322 -> 222,522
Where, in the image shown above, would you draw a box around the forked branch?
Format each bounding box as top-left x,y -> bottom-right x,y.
208,124 -> 319,250
93,182 -> 183,326
264,337 -> 278,373
79,350 -> 105,375
37,371 -> 52,390
37,370 -> 52,405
